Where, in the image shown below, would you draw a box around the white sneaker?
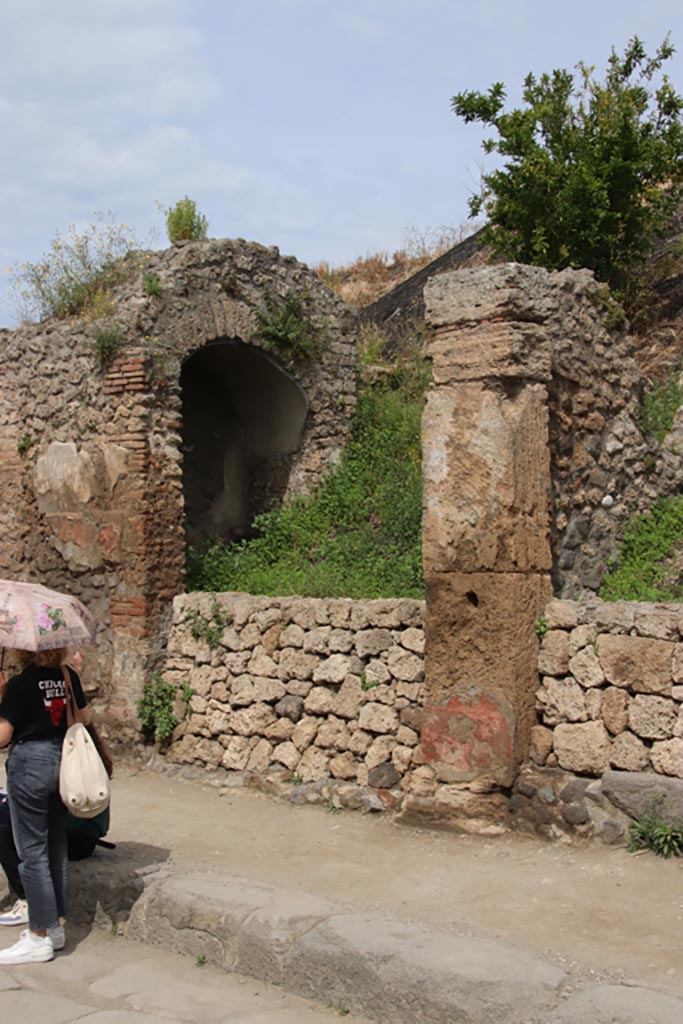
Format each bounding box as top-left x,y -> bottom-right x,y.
0,929 -> 53,964
47,924 -> 65,951
0,899 -> 29,926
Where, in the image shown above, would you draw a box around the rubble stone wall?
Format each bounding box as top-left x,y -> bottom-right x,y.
531,598 -> 683,780
162,593 -> 431,809
0,239 -> 355,729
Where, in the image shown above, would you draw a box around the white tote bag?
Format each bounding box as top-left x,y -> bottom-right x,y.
59,668 -> 110,819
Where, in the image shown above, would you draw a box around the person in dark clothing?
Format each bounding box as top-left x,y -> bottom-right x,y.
0,789 -> 111,924
0,648 -> 89,964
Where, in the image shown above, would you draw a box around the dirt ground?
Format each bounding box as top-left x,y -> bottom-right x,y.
97,763 -> 683,1000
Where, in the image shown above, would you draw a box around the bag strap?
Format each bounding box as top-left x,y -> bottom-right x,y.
62,666 -> 87,727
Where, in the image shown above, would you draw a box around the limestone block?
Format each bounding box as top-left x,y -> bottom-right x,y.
673,685 -> 683,701
553,722 -> 611,775
248,652 -> 278,678
333,676 -> 365,719
247,738 -> 273,772
601,687 -> 629,735
365,683 -> 395,706
405,765 -> 437,796
279,624 -> 304,648
252,677 -> 286,703
328,629 -> 354,653
291,715 -> 319,751
304,686 -> 336,716
568,647 -> 604,688
592,601 -> 636,633
429,786 -> 511,836
207,709 -> 231,736
230,703 -> 275,737
329,751 -> 359,779
428,321 -> 551,385
355,629 -> 393,658
397,725 -> 419,747
538,631 -> 569,676
303,627 -> 332,654
264,718 -> 295,741
238,623 -> 261,650
544,600 -> 579,631
672,645 -> 683,684
609,731 -> 649,772
313,654 -> 351,684
278,649 -> 319,681
422,383 -> 551,574
230,675 -> 255,706
425,262 -> 554,329
286,679 -> 313,697
221,736 -> 251,770
315,717 -> 351,751
567,623 -> 597,658
365,735 -> 396,769
629,695 -> 677,740
598,634 -> 673,694
650,738 -> 683,777
386,647 -> 424,683
529,725 -> 553,766
358,703 -> 399,734
365,659 -> 391,685
634,607 -> 680,640
224,651 -> 250,673
396,680 -> 423,702
425,571 -> 552,765
297,745 -> 330,782
536,677 -> 587,725
392,744 -> 413,773
398,627 -> 425,654
585,689 -> 603,720
347,729 -> 373,755
189,694 -> 208,714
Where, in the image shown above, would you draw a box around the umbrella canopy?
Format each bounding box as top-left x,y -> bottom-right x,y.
0,579 -> 97,652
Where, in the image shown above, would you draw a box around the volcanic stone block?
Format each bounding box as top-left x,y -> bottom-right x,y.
424,571 -> 552,775
422,382 -> 552,574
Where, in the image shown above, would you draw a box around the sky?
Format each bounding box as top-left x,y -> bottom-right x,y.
1,0 -> 682,326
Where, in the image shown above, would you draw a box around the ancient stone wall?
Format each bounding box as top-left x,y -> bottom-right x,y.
0,239 -> 356,728
162,593 -> 430,811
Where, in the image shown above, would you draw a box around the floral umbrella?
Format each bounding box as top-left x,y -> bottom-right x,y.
0,579 -> 97,655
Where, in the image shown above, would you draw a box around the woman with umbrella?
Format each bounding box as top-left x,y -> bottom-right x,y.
0,581 -> 96,965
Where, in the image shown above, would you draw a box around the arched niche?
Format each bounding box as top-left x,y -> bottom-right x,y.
180,340 -> 308,546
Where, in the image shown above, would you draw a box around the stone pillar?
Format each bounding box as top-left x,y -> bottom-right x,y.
421,265 -> 553,799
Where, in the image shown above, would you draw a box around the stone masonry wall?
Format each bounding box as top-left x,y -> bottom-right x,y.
162,593 -> 432,811
504,598 -> 683,846
0,239 -> 356,729
532,598 -> 683,779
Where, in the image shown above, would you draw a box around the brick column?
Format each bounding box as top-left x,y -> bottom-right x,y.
421,265 -> 553,798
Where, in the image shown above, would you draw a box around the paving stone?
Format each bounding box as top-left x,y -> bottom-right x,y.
542,983 -> 683,1023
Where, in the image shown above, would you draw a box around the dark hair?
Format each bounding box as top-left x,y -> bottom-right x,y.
18,648 -> 67,670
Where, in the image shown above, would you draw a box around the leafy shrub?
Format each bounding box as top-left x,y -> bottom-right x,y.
11,214 -> 142,321
164,196 -> 208,243
187,342 -> 428,599
136,673 -> 178,742
600,496 -> 683,601
628,795 -> 683,857
254,290 -> 326,362
452,36 -> 683,309
639,370 -> 683,442
91,323 -> 124,368
143,273 -> 161,296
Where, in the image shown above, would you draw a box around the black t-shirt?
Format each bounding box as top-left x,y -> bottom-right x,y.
0,666 -> 87,742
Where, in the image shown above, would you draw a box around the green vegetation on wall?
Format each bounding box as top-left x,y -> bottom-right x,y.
254,289 -> 327,362
600,496 -> 683,601
639,369 -> 683,443
187,329 -> 428,599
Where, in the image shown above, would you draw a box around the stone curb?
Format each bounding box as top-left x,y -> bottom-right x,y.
69,849 -> 683,1024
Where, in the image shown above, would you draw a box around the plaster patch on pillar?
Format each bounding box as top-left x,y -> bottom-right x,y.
421,688 -> 516,785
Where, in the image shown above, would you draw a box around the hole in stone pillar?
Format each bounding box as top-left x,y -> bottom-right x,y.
465,590 -> 479,607
180,340 -> 308,548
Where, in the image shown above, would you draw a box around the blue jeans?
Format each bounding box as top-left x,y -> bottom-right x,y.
7,739 -> 68,930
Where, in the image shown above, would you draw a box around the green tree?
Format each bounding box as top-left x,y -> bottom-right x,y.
452,36 -> 683,306
164,196 -> 208,243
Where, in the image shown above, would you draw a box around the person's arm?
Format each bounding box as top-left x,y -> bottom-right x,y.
0,718 -> 13,748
